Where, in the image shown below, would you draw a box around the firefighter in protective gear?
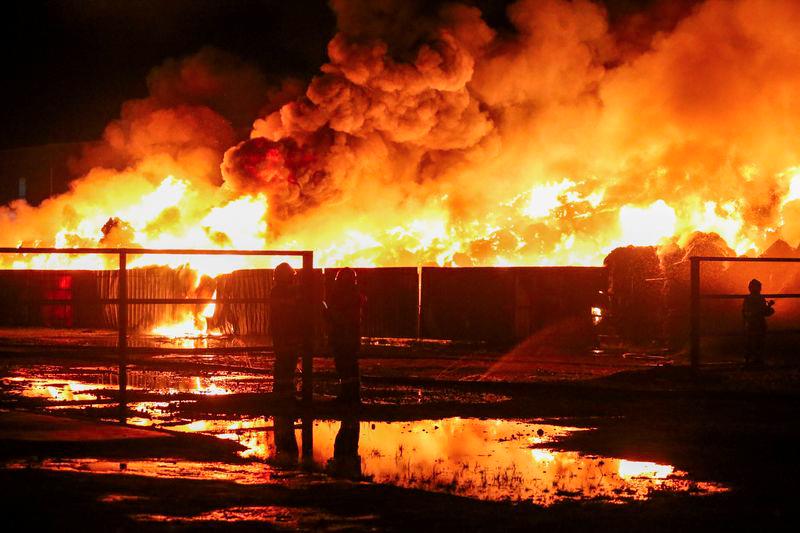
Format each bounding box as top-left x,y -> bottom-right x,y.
324,268 -> 365,403
742,278 -> 774,368
270,262 -> 302,397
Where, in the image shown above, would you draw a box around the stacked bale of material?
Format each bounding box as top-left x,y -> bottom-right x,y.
98,265 -> 200,331
661,232 -> 734,346
213,268 -> 325,348
214,269 -> 272,337
604,245 -> 664,345
759,240 -> 800,332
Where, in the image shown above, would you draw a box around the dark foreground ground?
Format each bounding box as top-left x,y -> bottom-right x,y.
1,342 -> 800,531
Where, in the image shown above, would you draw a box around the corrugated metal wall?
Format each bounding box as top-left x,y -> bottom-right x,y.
421,267 -> 517,342
419,267 -> 606,343
324,267 -> 419,339
0,270 -> 103,327
214,269 -> 272,336
0,266 -> 607,344
213,268 -> 324,346
513,266 -> 608,340
97,266 -> 200,330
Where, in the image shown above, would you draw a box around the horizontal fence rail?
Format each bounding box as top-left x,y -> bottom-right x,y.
689,256 -> 800,367
0,247 -> 311,256
0,247 -> 316,409
688,256 -> 800,263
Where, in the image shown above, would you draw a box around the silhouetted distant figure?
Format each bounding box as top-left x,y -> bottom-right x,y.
272,416 -> 298,465
328,417 -> 361,479
270,262 -> 301,398
325,268 -> 365,403
742,278 -> 774,368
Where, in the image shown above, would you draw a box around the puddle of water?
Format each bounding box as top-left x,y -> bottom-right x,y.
162,416 -> 726,505
3,417 -> 726,505
2,367 -> 508,419
1,366 -> 728,506
1,376 -> 110,402
4,457 -> 290,485
132,506 -> 303,526
0,368 -> 271,403
98,493 -> 149,503
366,385 -> 511,404
131,506 -> 379,529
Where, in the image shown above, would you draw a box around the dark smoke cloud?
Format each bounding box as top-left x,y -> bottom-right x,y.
6,0 -> 800,267
146,47 -> 271,133
220,0 -> 800,262
223,4 -> 495,231
70,48 -> 275,184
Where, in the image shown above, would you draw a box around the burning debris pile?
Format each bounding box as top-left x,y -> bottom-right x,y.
2,0 -> 800,336
601,235 -> 800,349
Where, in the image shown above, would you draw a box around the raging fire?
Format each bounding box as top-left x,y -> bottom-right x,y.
4,170 -> 796,271
1,0 -> 800,334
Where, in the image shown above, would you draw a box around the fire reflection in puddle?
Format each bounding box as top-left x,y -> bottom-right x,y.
0,369 -> 255,403
163,417 -> 726,505
1,376 -> 107,402
98,493 -> 149,503
1,414 -> 727,505
132,506 -> 302,526
6,457 -> 286,485
131,506 -> 378,529
1,367 -> 727,505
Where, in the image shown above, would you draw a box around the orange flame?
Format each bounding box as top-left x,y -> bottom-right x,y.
3,0 -> 800,337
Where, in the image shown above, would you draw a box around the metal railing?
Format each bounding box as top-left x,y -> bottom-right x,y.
0,247 -> 316,407
689,256 -> 800,367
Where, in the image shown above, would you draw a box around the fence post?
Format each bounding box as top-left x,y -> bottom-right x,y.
301,252 -> 314,405
690,257 -> 700,368
301,417 -> 313,463
118,251 -> 128,420
417,266 -> 423,341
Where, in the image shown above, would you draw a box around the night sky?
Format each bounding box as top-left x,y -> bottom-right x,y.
2,0 -> 660,150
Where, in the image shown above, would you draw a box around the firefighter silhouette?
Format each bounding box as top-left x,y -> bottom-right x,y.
270,262 -> 301,397
742,278 -> 774,367
324,268 -> 365,403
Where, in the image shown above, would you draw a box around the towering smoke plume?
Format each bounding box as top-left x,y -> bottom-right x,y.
220,0 -> 800,265
3,0 -> 800,269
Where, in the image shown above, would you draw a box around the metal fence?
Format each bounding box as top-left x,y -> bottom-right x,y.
0,247 -> 316,406
689,256 -> 800,366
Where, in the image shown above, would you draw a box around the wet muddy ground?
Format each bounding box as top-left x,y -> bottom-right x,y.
1,344 -> 800,530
